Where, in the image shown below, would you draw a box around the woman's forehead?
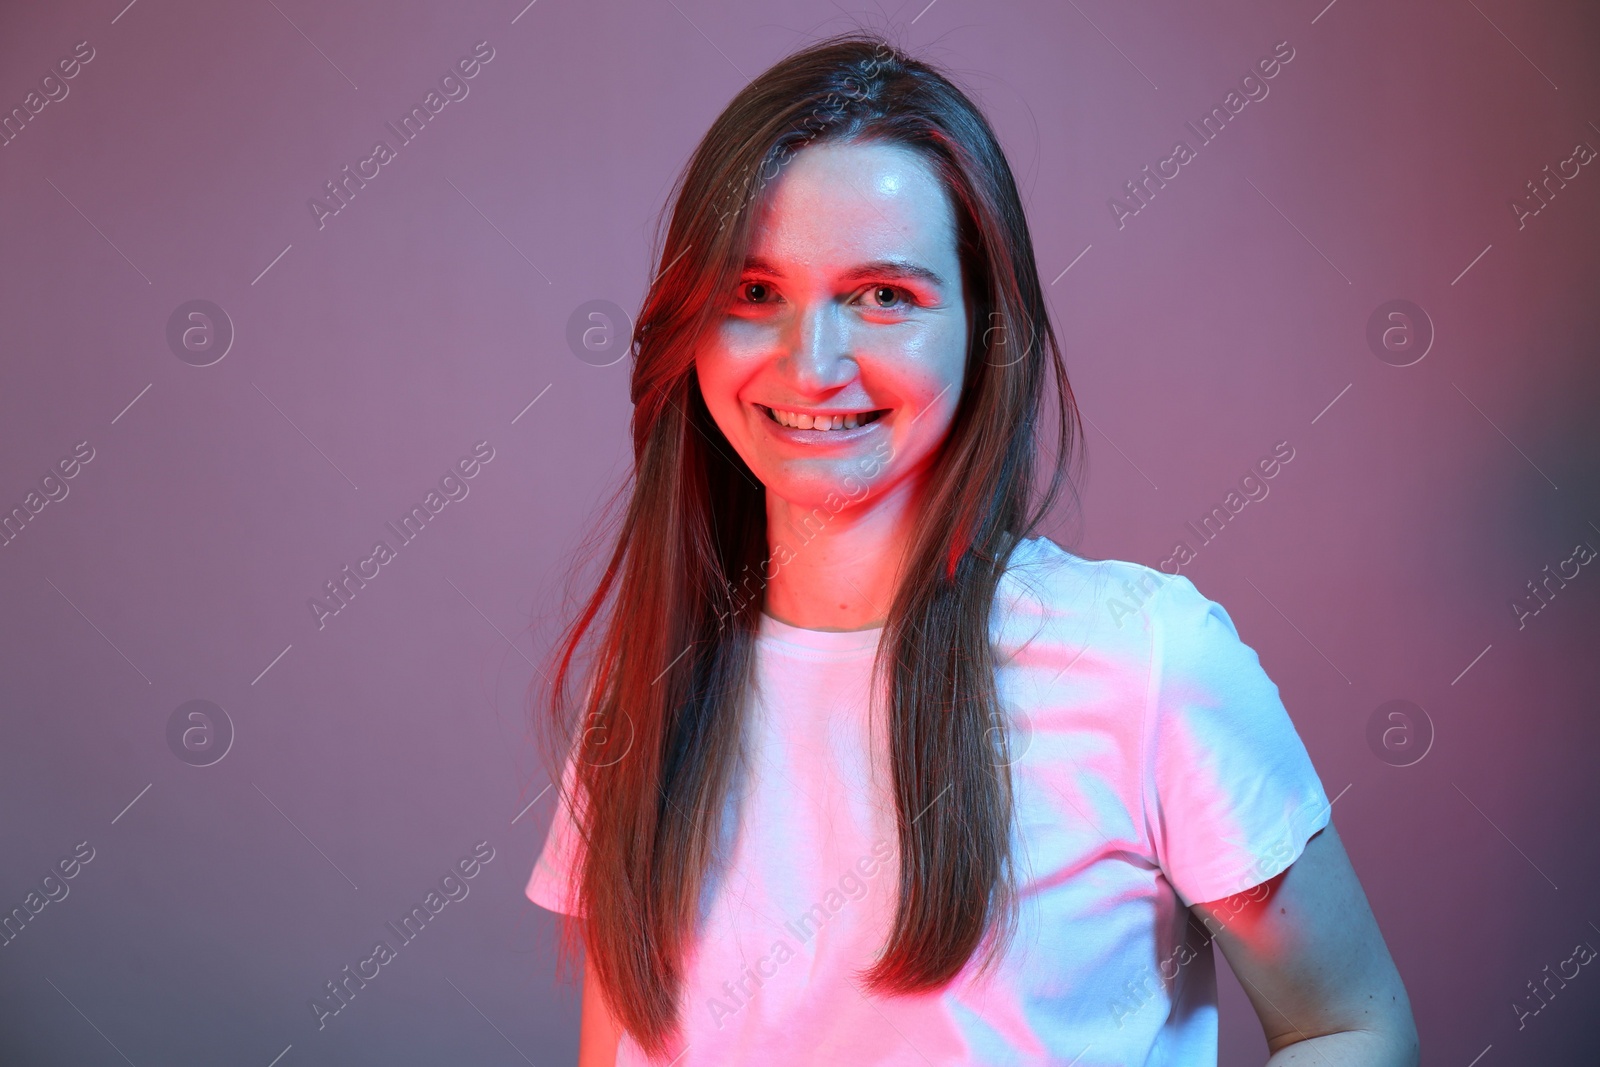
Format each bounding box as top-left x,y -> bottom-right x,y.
743,141 -> 959,275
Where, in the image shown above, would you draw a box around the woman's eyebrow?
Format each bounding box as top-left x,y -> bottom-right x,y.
742,255 -> 946,289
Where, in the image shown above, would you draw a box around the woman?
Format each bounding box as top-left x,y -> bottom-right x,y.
527,32 -> 1418,1066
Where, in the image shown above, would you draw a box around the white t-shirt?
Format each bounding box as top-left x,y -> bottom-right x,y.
526,535 -> 1332,1066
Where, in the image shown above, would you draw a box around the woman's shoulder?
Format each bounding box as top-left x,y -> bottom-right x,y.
993,534 -> 1232,655
1000,535 -> 1188,620
998,534 -> 1259,674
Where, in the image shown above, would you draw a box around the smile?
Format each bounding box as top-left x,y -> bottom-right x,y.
758,405 -> 888,431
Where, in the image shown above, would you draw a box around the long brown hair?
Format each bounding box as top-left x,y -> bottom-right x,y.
537,30 -> 1082,1057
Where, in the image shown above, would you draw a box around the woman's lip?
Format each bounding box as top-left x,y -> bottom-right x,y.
754,403 -> 889,441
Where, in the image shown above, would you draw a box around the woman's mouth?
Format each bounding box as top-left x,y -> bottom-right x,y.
757,404 -> 889,432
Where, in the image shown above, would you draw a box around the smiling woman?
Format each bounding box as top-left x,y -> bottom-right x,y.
526,30 -> 1417,1067
694,138 -> 974,629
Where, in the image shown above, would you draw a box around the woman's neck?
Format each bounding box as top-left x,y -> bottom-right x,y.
759,475 -> 923,632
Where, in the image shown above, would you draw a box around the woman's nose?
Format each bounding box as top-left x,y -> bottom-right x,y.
784,300 -> 855,392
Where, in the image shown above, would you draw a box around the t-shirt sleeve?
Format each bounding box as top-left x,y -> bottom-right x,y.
1142,572 -> 1332,908
525,749 -> 587,917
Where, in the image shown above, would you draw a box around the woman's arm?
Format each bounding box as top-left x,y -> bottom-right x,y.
578,956 -> 623,1067
1190,820 -> 1419,1065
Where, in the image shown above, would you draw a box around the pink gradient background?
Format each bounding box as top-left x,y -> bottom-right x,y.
2,0 -> 1597,1063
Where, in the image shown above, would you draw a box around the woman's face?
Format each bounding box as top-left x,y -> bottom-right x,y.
695,140 -> 969,518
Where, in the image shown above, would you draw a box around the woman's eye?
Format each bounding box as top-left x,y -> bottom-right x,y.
737,281 -> 776,304
859,285 -> 910,309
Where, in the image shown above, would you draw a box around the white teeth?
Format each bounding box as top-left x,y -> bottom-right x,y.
767,407 -> 875,431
